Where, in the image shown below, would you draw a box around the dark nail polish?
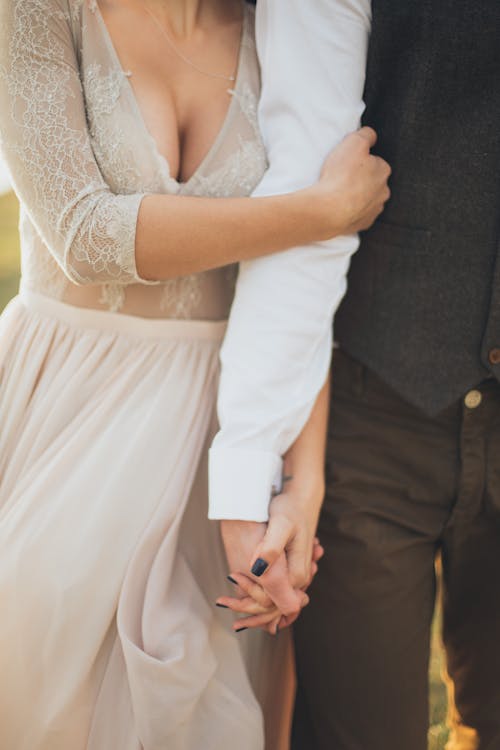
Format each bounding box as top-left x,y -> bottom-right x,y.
216,603 -> 229,609
251,558 -> 268,577
235,627 -> 248,633
227,575 -> 238,585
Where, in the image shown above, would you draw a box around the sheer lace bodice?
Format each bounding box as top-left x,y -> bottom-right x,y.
0,0 -> 267,319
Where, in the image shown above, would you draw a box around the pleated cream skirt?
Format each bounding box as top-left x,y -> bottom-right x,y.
0,291 -> 294,750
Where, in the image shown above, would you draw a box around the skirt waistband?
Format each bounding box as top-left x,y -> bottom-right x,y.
19,290 -> 228,342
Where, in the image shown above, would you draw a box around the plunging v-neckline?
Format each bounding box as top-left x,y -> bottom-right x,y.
94,1 -> 248,188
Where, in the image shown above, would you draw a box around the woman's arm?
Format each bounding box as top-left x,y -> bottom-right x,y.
249,375 -> 330,591
135,130 -> 387,280
0,1 -> 388,287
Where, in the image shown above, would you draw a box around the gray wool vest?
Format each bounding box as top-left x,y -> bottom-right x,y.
334,0 -> 500,415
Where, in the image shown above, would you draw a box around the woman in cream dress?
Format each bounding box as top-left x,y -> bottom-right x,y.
0,0 -> 390,747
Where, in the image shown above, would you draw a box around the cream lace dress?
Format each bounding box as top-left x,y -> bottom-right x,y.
0,2 -> 292,748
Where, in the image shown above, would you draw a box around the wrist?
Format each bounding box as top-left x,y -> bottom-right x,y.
220,519 -> 264,531
290,187 -> 337,245
271,477 -> 325,525
287,478 -> 325,510
220,519 -> 267,542
304,184 -> 346,242
282,459 -> 325,507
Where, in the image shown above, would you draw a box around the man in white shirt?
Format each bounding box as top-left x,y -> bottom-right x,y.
209,0 -> 371,524
211,1 -> 500,749
209,0 -> 377,734
209,0 -> 372,605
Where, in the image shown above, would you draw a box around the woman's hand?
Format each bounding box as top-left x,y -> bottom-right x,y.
312,126 -> 392,240
238,377 -> 330,622
220,520 -> 305,632
217,540 -> 324,635
218,484 -> 325,635
247,480 -> 325,594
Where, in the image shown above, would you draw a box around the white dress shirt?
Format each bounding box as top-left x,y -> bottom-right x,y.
209,0 -> 373,521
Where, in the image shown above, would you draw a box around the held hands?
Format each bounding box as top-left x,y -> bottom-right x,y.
312,126 -> 392,239
218,482 -> 325,634
218,378 -> 329,633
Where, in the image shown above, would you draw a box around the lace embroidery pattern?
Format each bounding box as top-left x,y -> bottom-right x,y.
84,64 -> 145,195
0,0 -> 142,287
187,84 -> 267,201
160,275 -> 203,318
188,138 -> 267,200
19,212 -> 69,299
99,283 -> 126,313
232,82 -> 262,141
85,63 -> 123,119
0,1 -> 266,318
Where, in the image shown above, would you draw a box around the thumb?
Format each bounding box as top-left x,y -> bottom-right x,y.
356,125 -> 378,148
249,514 -> 294,578
287,532 -> 314,591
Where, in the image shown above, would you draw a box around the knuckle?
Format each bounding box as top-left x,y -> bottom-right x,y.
290,574 -> 309,591
300,574 -> 310,590
294,579 -> 309,593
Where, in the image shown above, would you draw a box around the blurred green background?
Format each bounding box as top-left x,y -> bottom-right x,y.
0,189 -> 449,749
0,191 -> 21,309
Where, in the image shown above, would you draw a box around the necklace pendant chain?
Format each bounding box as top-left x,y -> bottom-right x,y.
143,6 -> 239,84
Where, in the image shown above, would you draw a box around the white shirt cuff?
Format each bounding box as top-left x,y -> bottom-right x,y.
208,448 -> 283,522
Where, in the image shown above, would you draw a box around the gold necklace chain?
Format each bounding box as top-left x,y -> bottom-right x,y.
143,5 -> 241,83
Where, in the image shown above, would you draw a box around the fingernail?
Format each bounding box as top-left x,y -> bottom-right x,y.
235,627 -> 248,633
216,603 -> 229,609
227,575 -> 238,585
251,558 -> 268,577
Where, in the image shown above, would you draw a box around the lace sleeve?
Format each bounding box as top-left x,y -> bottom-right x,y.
0,0 -> 146,285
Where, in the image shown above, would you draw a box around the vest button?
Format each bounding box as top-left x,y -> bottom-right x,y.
464,390 -> 482,409
488,348 -> 500,365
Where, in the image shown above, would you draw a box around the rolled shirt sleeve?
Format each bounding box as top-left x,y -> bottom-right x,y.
209,0 -> 372,521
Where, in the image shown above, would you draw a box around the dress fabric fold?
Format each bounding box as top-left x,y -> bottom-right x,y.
0,293 -> 266,749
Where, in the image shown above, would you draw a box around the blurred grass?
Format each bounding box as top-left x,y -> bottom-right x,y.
429,603 -> 449,750
0,191 -> 449,749
0,190 -> 21,310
